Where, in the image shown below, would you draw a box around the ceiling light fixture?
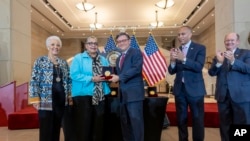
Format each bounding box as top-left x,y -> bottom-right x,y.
89,12 -> 103,29
155,0 -> 175,9
150,10 -> 163,28
76,0 -> 95,12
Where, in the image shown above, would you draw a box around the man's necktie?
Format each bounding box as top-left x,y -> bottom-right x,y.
226,59 -> 231,71
182,46 -> 188,56
182,46 -> 187,82
119,53 -> 125,68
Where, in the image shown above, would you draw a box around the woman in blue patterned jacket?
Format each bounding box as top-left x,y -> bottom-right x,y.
29,35 -> 71,141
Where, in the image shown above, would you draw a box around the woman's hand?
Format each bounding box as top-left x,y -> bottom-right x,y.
33,103 -> 40,110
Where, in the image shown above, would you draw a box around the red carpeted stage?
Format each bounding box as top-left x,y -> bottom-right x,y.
166,102 -> 219,128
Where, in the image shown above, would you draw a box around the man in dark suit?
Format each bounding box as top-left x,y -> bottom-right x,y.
168,26 -> 206,141
109,32 -> 144,141
208,32 -> 250,141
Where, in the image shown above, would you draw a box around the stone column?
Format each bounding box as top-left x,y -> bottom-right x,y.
0,0 -> 31,85
215,0 -> 250,51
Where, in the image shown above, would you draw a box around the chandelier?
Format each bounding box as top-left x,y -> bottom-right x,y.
89,12 -> 103,29
155,0 -> 175,9
150,10 -> 163,28
76,0 -> 95,12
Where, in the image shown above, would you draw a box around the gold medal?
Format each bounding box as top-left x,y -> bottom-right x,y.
56,77 -> 61,82
149,90 -> 155,95
104,71 -> 111,76
111,91 -> 116,96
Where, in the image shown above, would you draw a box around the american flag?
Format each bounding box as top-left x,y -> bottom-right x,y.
130,35 -> 140,50
142,34 -> 167,86
104,35 -> 117,53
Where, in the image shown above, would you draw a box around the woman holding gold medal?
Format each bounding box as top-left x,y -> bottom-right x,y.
70,36 -> 111,141
29,35 -> 71,141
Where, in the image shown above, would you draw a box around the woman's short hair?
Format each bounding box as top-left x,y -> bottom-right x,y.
45,35 -> 62,48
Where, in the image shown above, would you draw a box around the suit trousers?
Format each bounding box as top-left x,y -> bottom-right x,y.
120,101 -> 144,141
218,90 -> 250,141
175,83 -> 204,141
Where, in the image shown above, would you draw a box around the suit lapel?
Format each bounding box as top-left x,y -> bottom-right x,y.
186,42 -> 195,58
234,48 -> 240,59
118,47 -> 132,71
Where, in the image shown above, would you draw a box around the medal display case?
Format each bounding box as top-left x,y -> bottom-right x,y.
102,66 -> 115,80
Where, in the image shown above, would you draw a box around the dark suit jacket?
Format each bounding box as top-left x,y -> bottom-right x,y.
168,41 -> 206,97
208,48 -> 250,103
116,47 -> 145,103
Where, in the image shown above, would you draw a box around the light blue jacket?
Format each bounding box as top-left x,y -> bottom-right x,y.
70,52 -> 111,97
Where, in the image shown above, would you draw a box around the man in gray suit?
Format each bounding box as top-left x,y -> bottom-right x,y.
208,32 -> 250,141
110,32 -> 144,141
168,26 -> 206,141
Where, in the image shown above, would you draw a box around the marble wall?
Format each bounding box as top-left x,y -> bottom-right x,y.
0,0 -> 31,86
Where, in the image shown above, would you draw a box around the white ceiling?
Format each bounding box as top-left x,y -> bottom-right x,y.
31,0 -> 215,48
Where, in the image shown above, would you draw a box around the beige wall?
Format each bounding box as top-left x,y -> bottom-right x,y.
31,21 -> 82,71
197,24 -> 216,59
31,22 -> 50,66
0,0 -> 31,86
31,22 -> 82,66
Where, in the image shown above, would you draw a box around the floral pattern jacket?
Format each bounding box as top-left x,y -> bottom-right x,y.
29,56 -> 71,110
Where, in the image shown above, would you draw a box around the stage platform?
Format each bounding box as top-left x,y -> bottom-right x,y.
165,95 -> 219,128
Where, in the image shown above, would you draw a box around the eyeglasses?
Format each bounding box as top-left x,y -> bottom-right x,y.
225,39 -> 237,43
116,39 -> 129,44
86,42 -> 98,46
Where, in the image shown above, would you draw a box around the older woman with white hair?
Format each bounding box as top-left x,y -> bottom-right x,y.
29,35 -> 72,141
